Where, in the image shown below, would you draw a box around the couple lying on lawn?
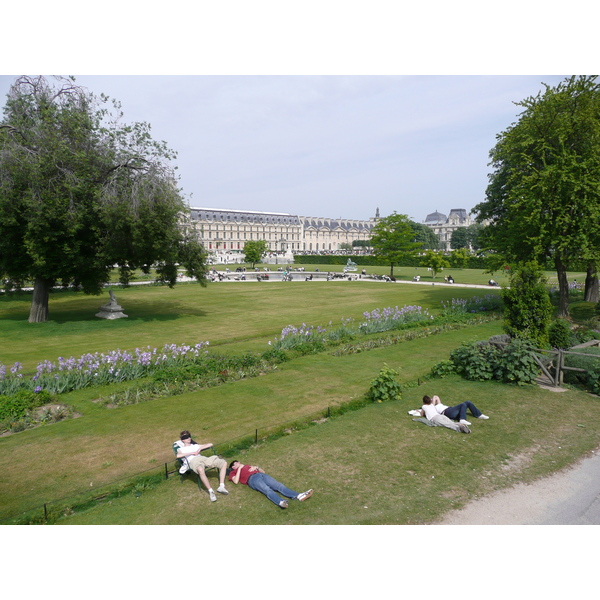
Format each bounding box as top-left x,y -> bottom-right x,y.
174,430 -> 313,507
414,395 -> 489,434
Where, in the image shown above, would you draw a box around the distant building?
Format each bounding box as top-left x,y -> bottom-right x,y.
182,206 -> 379,256
423,208 -> 472,251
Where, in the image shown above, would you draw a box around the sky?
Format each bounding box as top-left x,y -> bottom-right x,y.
0,74 -> 570,223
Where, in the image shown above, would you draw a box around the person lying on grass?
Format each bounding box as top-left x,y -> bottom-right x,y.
431,394 -> 489,426
420,395 -> 471,434
174,430 -> 229,503
228,460 -> 313,509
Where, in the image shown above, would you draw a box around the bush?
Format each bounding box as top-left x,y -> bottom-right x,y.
548,319 -> 575,349
443,338 -> 539,385
0,389 -> 53,421
367,364 -> 402,402
502,262 -> 552,347
498,339 -> 539,385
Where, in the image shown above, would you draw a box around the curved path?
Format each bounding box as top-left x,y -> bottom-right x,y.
437,448 -> 600,525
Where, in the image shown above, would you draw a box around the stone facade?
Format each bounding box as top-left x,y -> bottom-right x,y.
183,206 -> 379,255
422,208 -> 472,251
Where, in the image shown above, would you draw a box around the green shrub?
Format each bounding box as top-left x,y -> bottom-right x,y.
498,339 -> 539,385
368,364 -> 402,402
502,262 -> 552,347
0,389 -> 53,421
429,360 -> 456,378
449,342 -> 501,381
548,319 -> 575,349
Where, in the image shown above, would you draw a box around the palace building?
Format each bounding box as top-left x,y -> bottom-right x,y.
183,206 -> 380,254
422,208 -> 472,251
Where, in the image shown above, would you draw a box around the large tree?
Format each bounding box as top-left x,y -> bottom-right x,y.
0,76 -> 207,322
473,75 -> 600,317
369,212 -> 421,277
243,239 -> 268,268
409,220 -> 440,250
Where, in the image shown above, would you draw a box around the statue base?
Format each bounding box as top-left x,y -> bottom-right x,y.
96,302 -> 128,320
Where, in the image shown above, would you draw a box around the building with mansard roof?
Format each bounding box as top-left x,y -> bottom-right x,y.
182,206 -> 380,255
423,208 -> 472,251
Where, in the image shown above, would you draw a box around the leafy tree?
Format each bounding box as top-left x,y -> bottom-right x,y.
473,75 -> 600,317
421,250 -> 450,279
0,76 -> 207,322
369,212 -> 421,277
450,227 -> 469,249
449,248 -> 469,269
352,239 -> 370,248
502,262 -> 552,347
243,239 -> 268,268
409,220 -> 440,250
466,223 -> 484,251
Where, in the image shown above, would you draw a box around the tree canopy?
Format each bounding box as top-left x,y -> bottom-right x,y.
409,220 -> 440,250
243,239 -> 268,268
369,212 -> 422,277
0,76 -> 207,322
473,75 -> 600,316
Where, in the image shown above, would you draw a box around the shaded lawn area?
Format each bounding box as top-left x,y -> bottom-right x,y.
0,320 -> 501,521
57,377 -> 600,525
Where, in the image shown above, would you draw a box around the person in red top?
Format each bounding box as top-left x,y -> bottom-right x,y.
228,460 -> 313,509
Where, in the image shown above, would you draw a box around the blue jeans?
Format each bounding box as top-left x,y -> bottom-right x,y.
443,401 -> 482,421
247,473 -> 299,506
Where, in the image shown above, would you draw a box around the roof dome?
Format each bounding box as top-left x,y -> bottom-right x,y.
425,211 -> 447,224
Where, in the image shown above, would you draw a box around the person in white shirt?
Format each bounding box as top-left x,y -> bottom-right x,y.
174,430 -> 229,502
431,395 -> 489,426
420,395 -> 471,434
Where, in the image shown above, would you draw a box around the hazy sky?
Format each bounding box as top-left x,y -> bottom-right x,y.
0,75 -> 570,223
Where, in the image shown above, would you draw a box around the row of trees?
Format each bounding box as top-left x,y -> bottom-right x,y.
0,76 -> 208,322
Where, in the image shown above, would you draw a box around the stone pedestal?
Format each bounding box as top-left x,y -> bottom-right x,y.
96,293 -> 128,319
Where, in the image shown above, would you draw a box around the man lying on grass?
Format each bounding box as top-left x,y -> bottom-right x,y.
431,394 -> 489,426
419,395 -> 472,434
228,460 -> 313,509
174,430 -> 229,502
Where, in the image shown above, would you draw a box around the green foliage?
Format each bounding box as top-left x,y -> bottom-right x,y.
369,212 -> 422,277
449,248 -> 470,269
243,240 -> 269,268
368,364 -> 402,402
548,319 -> 575,349
0,389 -> 53,421
473,76 -> 600,318
502,262 -> 552,347
409,220 -> 440,250
0,76 -> 207,322
445,338 -> 539,385
420,250 -> 450,278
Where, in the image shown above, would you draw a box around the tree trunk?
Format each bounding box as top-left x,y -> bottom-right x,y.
555,256 -> 570,318
28,276 -> 52,323
584,262 -> 599,303
390,263 -> 395,278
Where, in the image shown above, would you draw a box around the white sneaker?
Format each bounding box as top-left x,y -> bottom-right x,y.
217,484 -> 229,495
297,489 -> 314,502
209,490 -> 217,502
458,423 -> 471,434
179,461 -> 189,475
478,414 -> 489,419
279,500 -> 289,508
459,419 -> 471,426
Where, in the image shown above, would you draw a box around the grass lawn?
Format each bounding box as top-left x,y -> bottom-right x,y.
54,377 -> 600,525
1,271 -> 597,525
0,277 -> 501,369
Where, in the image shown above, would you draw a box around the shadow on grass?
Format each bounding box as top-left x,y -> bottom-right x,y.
0,294 -> 208,324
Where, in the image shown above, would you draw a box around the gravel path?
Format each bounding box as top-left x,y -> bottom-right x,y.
437,447 -> 600,525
